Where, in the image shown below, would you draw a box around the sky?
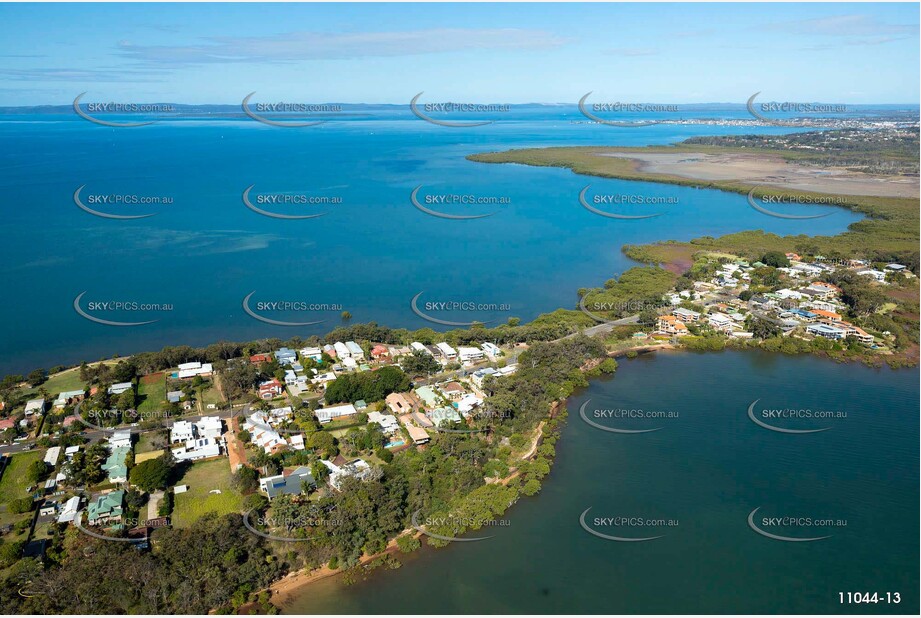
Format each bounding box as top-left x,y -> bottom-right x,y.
0,2 -> 918,106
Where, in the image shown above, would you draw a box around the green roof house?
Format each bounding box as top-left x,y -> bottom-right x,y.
102,446 -> 131,483
87,490 -> 125,526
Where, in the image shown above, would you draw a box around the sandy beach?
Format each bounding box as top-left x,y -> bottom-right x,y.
599,151 -> 919,198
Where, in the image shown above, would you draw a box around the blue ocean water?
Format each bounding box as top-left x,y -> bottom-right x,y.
0,106 -> 871,375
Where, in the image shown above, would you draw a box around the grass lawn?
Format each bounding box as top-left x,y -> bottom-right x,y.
172,458 -> 242,528
198,383 -> 225,407
135,431 -> 165,454
0,451 -> 43,506
137,373 -> 167,413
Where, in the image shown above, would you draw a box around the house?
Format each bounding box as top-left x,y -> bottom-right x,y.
321,458 -> 373,491
838,322 -> 875,345
806,323 -> 847,340
410,342 -> 430,355
471,367 -> 498,388
24,398 -> 46,416
172,437 -> 221,461
496,364 -> 518,377
0,417 -> 17,431
107,382 -> 133,396
167,390 -> 184,404
774,289 -> 804,301
856,269 -> 886,282
194,416 -> 223,440
457,393 -> 483,415
354,400 -> 368,410
370,344 -> 390,360
386,392 -> 421,415
333,341 -> 350,359
399,417 -> 431,445
345,341 -> 364,360
177,362 -> 213,379
707,313 -> 734,333
274,348 -> 297,365
481,342 -> 502,357
657,315 -> 688,336
672,308 -> 701,322
367,411 -> 399,434
435,342 -> 457,360
457,346 -> 484,363
885,263 -> 906,272
108,430 -> 132,450
103,446 -> 130,483
57,496 -> 81,524
250,353 -> 272,365
787,308 -> 818,322
44,446 -> 61,466
259,466 -> 316,499
87,490 -> 125,526
259,378 -> 284,399
414,385 -> 441,409
429,406 -> 463,427
284,370 -> 301,386
439,382 -> 466,400
811,309 -> 842,323
315,403 -> 358,424
299,347 -> 323,362
170,420 -> 196,443
53,390 -> 86,409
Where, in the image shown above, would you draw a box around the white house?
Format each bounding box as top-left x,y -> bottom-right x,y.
57,496 -> 81,524
108,430 -> 132,450
300,346 -> 323,362
856,269 -> 887,282
410,342 -> 431,355
315,403 -> 358,424
708,313 -> 734,333
321,458 -> 373,491
367,411 -> 399,434
436,342 -> 457,360
458,346 -> 484,363
107,382 -> 133,396
44,446 -> 61,466
333,341 -> 351,359
177,362 -> 213,379
172,437 -> 221,461
481,342 -> 501,357
24,398 -> 46,416
345,341 -> 364,360
170,420 -> 196,444
672,308 -> 701,322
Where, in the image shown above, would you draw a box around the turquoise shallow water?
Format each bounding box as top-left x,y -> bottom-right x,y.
281,351 -> 919,615
0,107 -> 866,375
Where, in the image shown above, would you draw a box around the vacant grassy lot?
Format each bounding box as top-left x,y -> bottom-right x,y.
0,450 -> 43,506
172,458 -> 242,528
137,373 -> 167,413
